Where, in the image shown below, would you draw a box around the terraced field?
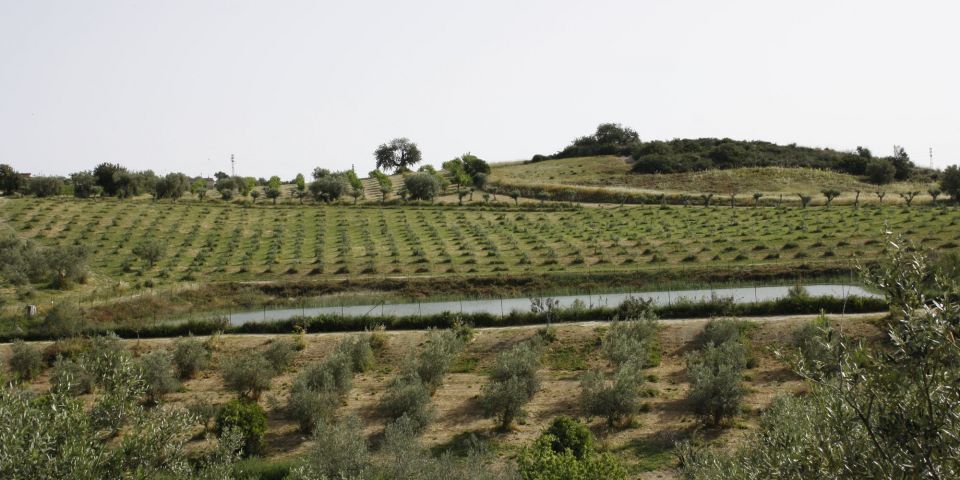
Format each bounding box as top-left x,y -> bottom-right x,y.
2,197 -> 958,289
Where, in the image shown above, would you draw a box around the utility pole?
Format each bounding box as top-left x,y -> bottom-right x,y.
929,147 -> 933,169
231,154 -> 236,177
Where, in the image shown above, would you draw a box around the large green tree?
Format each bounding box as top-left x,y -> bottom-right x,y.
375,138 -> 422,173
0,164 -> 26,195
941,165 -> 960,203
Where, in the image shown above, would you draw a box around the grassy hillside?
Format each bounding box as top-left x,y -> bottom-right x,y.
490,156 -> 933,201
0,313 -> 886,478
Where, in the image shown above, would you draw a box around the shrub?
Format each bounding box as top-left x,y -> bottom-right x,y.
380,372 -> 434,432
480,340 -> 541,429
697,318 -> 755,367
172,336 -> 210,379
580,363 -> 643,427
686,341 -> 745,426
50,355 -> 94,395
215,398 -> 268,456
299,352 -> 353,397
301,416 -> 370,479
404,172 -> 441,201
544,416 -> 593,460
415,329 -> 464,390
8,340 -> 43,382
187,398 -> 219,432
335,334 -> 374,373
286,380 -> 339,433
601,318 -> 659,368
263,338 -> 298,373
791,315 -> 837,375
221,351 -> 275,399
517,433 -> 627,480
138,350 -> 179,403
41,301 -> 85,338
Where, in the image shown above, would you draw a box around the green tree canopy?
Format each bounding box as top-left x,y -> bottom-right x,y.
375,137 -> 422,173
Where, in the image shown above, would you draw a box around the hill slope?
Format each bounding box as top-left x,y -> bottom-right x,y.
490,156 -> 933,199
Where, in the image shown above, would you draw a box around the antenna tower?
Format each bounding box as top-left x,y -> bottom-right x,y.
231,154 -> 235,177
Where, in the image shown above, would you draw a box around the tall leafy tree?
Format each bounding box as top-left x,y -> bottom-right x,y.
941,165 -> 960,203
375,138 -> 422,173
0,164 -> 26,195
93,163 -> 127,196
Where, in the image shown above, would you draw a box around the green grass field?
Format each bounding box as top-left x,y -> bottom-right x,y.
2,197 -> 957,300
490,156 -> 934,203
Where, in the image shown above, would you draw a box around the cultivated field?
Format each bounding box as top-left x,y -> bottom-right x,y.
2,198 -> 956,288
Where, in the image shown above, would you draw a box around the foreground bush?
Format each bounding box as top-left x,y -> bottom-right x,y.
289,414 -> 515,480
415,329 -> 464,391
380,371 -> 433,431
543,416 -> 593,460
8,340 -> 43,382
580,362 -> 643,427
221,351 -> 275,399
172,336 -> 210,379
481,340 -> 542,429
137,350 -> 179,403
517,430 -> 626,480
216,398 -> 268,456
263,338 -> 298,373
686,340 -> 746,427
286,340 -> 358,432
678,236 -> 960,478
335,334 -> 374,373
0,348 -> 243,477
296,415 -> 371,479
602,317 -> 660,368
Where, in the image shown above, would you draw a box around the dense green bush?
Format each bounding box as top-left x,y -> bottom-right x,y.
215,398 -> 268,456
286,345 -> 356,432
380,371 -> 434,431
50,355 -> 95,395
263,338 -> 298,373
286,380 -> 338,432
0,351 -> 243,477
697,318 -> 756,368
404,172 -> 441,201
601,318 -> 660,368
580,362 -> 643,427
481,340 -> 542,429
299,416 -> 371,478
791,315 -> 837,375
517,433 -> 626,480
543,416 -> 593,460
686,340 -> 746,426
8,340 -> 43,382
415,329 -> 464,390
335,334 -> 374,373
137,350 -> 179,403
172,336 -> 210,379
221,351 -> 275,399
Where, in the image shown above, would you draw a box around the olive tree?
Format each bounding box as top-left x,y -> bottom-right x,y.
480,340 -> 542,429
678,236 -> 960,478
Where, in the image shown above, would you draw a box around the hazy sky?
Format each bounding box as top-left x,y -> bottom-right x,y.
1,0 -> 958,179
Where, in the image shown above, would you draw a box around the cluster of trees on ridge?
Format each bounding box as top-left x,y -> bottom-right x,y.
534,123 -> 941,185
0,137 -> 490,204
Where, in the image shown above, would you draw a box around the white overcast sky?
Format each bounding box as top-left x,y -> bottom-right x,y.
1,0 -> 958,179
